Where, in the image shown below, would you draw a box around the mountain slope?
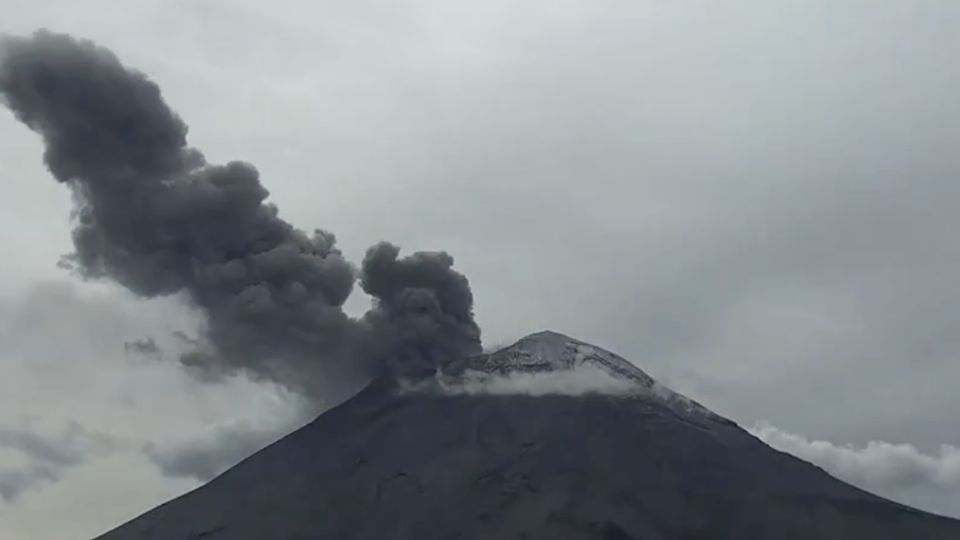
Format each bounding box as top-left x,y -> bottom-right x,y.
95,332 -> 960,540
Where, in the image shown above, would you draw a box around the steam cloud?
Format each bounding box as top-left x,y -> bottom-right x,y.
0,30 -> 481,398
401,365 -> 642,397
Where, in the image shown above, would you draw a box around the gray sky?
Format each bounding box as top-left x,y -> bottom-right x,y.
1,1 -> 959,537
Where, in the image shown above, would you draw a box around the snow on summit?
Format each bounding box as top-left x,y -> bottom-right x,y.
401,331 -> 718,418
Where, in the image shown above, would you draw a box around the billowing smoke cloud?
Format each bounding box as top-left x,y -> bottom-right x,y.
361,243 -> 481,378
0,30 -> 481,398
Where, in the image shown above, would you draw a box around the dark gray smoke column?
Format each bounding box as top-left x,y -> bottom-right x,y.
361,242 -> 481,378
0,30 -> 481,397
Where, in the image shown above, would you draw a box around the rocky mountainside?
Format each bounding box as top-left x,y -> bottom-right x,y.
94,332 -> 960,540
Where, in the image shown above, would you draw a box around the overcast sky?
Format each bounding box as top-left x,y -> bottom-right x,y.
1,1 -> 959,538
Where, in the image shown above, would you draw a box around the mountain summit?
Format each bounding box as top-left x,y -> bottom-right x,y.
95,332 -> 960,540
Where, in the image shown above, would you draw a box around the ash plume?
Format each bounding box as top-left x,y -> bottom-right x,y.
0,30 -> 480,398
361,242 -> 481,378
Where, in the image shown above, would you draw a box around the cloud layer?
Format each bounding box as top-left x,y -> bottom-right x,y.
752,422 -> 960,518
143,418 -> 300,481
404,365 -> 640,397
0,421 -> 117,500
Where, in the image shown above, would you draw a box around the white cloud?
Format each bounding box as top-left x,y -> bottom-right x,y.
0,420 -> 120,500
0,281 -> 311,539
144,411 -> 309,481
0,452 -> 199,540
751,422 -> 960,518
403,365 -> 639,397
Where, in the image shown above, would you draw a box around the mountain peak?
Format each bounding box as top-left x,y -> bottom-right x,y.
437,331 -> 719,420
470,331 -> 653,379
94,332 -> 960,540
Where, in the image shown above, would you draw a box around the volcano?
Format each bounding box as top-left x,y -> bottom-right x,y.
94,332 -> 960,540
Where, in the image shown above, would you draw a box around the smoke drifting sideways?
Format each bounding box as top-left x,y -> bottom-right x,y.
0,30 -> 481,400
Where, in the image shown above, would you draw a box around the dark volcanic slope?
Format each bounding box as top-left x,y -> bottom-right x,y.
96,332 -> 960,540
